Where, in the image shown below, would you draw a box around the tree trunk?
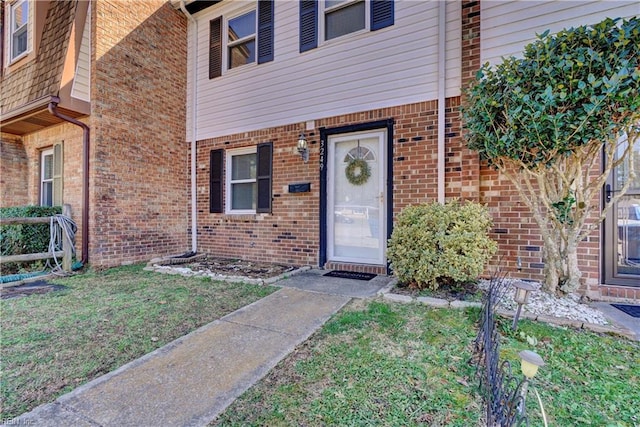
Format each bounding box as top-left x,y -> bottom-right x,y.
542,241 -> 560,294
542,228 -> 582,295
560,238 -> 582,294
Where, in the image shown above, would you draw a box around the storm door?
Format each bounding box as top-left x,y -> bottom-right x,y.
327,130 -> 386,265
604,135 -> 640,286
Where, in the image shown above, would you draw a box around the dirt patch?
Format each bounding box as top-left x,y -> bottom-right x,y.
1,280 -> 67,300
392,281 -> 484,302
159,255 -> 296,279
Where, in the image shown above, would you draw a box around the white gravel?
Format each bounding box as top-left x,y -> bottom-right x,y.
478,279 -> 609,325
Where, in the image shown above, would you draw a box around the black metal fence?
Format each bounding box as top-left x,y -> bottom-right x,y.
473,275 -> 530,426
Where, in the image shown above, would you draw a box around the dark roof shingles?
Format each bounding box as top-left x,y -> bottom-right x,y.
1,0 -> 78,115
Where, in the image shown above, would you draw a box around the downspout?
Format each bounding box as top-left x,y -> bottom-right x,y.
48,96 -> 90,264
179,0 -> 199,253
437,0 -> 446,204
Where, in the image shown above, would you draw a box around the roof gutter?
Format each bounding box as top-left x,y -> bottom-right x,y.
178,0 -> 199,254
48,96 -> 90,264
1,95 -> 55,126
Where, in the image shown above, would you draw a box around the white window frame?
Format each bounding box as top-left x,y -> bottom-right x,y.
225,146 -> 257,214
321,0 -> 368,43
223,5 -> 257,73
8,0 -> 31,63
40,148 -> 54,207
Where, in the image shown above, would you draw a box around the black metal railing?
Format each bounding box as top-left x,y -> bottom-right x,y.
473,274 -> 530,426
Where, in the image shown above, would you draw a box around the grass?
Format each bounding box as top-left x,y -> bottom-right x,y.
0,264 -> 276,419
3,267 -> 639,425
212,300 -> 640,427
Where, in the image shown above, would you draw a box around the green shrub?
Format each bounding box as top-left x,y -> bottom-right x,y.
387,200 -> 497,290
0,205 -> 62,256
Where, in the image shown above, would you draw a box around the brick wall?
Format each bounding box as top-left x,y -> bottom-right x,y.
91,0 -> 188,267
0,133 -> 29,207
1,123 -> 84,249
21,122 -> 85,243
195,100 -> 478,268
191,0 -> 638,300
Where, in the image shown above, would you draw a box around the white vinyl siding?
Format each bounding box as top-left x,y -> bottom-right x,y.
186,1 -> 461,141
481,0 -> 640,66
71,4 -> 92,102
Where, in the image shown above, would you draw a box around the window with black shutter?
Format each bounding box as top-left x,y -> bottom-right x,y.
299,0 -> 318,52
209,2 -> 274,78
256,142 -> 273,213
210,149 -> 224,213
209,17 -> 222,79
217,144 -> 272,215
257,0 -> 274,63
299,0 -> 394,52
371,0 -> 394,31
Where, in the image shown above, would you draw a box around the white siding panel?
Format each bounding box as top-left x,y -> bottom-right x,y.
71,4 -> 91,102
481,1 -> 640,66
189,0 -> 461,140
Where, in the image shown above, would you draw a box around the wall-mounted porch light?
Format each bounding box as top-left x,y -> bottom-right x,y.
297,133 -> 309,163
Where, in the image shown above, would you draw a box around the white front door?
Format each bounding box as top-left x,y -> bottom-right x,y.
327,130 -> 386,265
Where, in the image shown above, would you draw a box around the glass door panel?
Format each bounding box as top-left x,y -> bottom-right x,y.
328,131 -> 385,265
605,136 -> 640,284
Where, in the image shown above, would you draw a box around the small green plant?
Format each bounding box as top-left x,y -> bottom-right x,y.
387,200 -> 497,290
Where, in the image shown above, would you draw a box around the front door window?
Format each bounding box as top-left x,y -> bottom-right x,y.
327,130 -> 386,265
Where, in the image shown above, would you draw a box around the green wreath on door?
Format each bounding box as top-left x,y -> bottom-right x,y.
345,158 -> 371,186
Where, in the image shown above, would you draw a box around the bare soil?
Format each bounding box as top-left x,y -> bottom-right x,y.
392,280 -> 484,302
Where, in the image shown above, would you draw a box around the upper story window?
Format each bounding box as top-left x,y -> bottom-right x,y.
9,0 -> 30,61
300,0 -> 394,53
209,1 -> 274,79
324,0 -> 365,41
228,10 -> 256,70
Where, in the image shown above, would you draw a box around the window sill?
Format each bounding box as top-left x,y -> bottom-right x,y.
9,51 -> 30,66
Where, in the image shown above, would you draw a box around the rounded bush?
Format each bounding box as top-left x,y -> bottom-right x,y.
387,200 -> 497,290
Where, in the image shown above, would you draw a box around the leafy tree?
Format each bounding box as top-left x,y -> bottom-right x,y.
463,17 -> 640,294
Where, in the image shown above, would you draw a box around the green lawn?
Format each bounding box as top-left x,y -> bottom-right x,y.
213,300 -> 640,427
2,267 -> 638,426
0,264 -> 276,419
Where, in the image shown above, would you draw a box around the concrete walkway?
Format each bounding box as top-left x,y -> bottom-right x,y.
7,271 -> 637,426
9,287 -> 355,427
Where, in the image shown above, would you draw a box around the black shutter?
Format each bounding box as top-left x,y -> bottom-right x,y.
210,149 -> 224,213
256,142 -> 273,213
209,17 -> 222,79
257,0 -> 274,64
299,0 -> 317,53
371,0 -> 394,31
